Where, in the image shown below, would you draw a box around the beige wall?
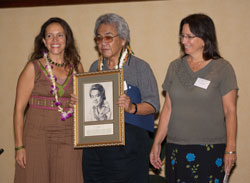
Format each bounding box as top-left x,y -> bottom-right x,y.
0,0 -> 249,182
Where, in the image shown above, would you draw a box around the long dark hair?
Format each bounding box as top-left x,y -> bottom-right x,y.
29,17 -> 81,72
179,13 -> 222,60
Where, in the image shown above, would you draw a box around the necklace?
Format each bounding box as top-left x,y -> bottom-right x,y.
44,52 -> 73,121
47,54 -> 65,67
187,59 -> 206,71
98,45 -> 133,71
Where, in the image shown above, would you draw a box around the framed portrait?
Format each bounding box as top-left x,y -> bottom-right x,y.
73,69 -> 125,148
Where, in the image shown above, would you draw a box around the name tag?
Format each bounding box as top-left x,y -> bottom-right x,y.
194,77 -> 211,89
124,81 -> 128,91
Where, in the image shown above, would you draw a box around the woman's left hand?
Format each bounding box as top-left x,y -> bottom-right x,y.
224,152 -> 237,175
117,94 -> 135,113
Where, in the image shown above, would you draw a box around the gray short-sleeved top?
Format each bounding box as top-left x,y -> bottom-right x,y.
162,56 -> 238,145
89,55 -> 160,112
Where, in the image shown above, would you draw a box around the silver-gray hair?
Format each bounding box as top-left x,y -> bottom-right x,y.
94,13 -> 130,46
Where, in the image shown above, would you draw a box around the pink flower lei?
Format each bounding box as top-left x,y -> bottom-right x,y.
44,52 -> 73,121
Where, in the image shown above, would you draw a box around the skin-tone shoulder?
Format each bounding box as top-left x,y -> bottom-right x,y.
77,62 -> 84,74
14,61 -> 35,168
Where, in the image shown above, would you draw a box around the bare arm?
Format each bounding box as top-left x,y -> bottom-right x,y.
150,92 -> 172,169
14,62 -> 35,168
222,90 -> 237,175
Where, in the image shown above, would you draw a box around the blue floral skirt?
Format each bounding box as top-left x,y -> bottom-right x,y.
165,143 -> 225,183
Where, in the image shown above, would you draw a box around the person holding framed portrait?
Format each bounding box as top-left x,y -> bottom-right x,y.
81,13 -> 160,183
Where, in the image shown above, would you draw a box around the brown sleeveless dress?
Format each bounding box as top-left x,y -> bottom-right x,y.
14,60 -> 83,183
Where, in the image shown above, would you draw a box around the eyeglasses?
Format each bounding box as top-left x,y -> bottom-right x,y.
179,34 -> 197,40
94,35 -> 119,43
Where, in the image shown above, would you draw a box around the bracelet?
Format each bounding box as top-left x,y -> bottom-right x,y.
15,145 -> 25,151
132,103 -> 137,114
225,151 -> 236,154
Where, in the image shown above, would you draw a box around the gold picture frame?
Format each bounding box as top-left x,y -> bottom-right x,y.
73,69 -> 125,148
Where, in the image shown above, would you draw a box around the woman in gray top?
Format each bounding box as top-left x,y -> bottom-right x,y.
150,13 -> 238,182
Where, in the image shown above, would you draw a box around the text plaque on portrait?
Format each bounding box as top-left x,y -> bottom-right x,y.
73,69 -> 125,148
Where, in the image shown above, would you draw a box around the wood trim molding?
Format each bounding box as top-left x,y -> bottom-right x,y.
0,0 -> 154,8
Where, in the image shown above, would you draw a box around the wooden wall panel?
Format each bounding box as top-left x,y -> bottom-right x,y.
0,0 -> 154,8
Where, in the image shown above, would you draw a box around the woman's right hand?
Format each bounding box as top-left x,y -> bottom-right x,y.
69,94 -> 78,108
15,149 -> 26,168
150,143 -> 162,169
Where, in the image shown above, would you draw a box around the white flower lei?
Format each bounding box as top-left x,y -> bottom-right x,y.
98,47 -> 131,71
115,48 -> 128,69
44,53 -> 73,121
